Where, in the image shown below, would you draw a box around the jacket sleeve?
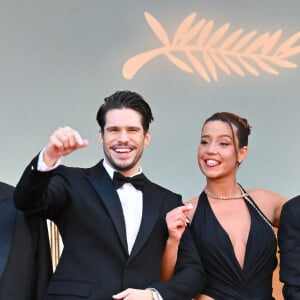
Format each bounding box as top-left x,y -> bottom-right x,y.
278,196 -> 300,300
14,154 -> 68,219
151,195 -> 206,300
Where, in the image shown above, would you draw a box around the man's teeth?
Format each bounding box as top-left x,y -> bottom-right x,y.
116,149 -> 130,153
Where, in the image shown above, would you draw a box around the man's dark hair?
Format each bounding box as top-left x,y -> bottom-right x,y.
96,90 -> 154,133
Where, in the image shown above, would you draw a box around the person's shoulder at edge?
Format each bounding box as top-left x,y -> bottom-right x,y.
0,181 -> 14,199
281,194 -> 300,209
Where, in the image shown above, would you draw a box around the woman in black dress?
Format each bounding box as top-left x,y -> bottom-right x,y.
161,112 -> 287,299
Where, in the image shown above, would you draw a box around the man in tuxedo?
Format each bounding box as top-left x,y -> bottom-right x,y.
14,90 -> 206,300
0,181 -> 52,299
278,195 -> 300,300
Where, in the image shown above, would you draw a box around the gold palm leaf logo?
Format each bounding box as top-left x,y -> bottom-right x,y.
123,12 -> 300,82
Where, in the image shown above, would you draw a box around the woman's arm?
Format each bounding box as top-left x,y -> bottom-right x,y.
160,202 -> 194,281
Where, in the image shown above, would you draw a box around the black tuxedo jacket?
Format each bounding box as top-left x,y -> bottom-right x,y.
14,156 -> 206,300
278,195 -> 300,300
0,181 -> 52,300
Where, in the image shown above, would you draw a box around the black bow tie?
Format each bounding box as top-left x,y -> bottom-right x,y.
112,172 -> 145,191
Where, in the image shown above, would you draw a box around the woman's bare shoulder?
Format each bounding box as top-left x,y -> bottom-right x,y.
247,188 -> 287,202
246,188 -> 288,226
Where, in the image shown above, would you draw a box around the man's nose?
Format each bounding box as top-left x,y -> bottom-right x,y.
117,130 -> 129,142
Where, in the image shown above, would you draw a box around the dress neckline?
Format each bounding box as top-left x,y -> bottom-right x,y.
202,191 -> 252,271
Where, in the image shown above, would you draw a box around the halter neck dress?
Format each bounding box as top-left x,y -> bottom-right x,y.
191,190 -> 277,300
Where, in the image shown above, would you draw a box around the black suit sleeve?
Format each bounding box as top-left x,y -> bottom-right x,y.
151,195 -> 206,300
14,154 -> 68,219
278,196 -> 300,300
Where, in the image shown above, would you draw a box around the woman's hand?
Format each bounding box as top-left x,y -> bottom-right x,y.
166,204 -> 193,244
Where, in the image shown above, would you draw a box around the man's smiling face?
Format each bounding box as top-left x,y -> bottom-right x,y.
99,108 -> 150,176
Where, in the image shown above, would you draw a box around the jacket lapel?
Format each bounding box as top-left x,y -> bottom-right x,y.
0,198 -> 16,279
129,180 -> 164,259
85,161 -> 128,255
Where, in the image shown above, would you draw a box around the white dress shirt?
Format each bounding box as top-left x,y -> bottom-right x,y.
102,160 -> 143,254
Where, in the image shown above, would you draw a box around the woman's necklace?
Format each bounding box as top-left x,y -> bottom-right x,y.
204,184 -> 248,200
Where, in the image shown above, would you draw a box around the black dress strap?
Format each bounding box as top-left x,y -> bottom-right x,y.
238,184 -> 274,230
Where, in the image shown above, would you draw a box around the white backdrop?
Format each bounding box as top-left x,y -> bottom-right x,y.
1,0 -> 299,200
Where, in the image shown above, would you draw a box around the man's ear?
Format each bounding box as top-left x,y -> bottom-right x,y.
98,130 -> 103,144
144,130 -> 151,148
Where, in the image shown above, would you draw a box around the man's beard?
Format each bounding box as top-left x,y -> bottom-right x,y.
104,149 -> 144,172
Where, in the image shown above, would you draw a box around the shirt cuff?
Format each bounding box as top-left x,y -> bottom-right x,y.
148,288 -> 163,300
37,147 -> 61,171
